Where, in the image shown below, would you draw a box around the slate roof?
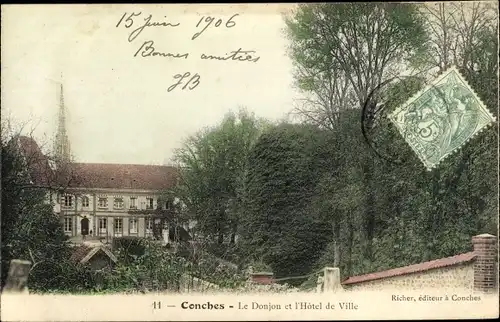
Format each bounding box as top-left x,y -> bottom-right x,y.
16,136 -> 178,191
342,252 -> 476,285
67,162 -> 178,190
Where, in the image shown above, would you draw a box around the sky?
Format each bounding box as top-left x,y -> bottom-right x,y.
2,4 -> 299,165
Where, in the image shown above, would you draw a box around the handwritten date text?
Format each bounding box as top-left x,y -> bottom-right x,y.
192,14 -> 239,40
116,12 -> 180,42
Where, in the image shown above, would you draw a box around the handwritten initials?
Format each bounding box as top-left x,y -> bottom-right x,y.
168,73 -> 201,92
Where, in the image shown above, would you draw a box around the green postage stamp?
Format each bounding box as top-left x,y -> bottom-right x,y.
389,67 -> 496,170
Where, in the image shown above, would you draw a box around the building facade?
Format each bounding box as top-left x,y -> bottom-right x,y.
53,164 -> 179,240
18,135 -> 188,242
17,78 -> 192,243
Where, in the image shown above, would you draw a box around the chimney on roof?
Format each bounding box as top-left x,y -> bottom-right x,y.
472,234 -> 498,293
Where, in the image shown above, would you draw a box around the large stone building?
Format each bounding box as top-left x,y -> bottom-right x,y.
17,81 -> 190,243
54,162 -> 180,240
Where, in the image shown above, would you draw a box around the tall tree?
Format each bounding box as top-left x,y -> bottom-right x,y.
1,129 -> 90,292
285,3 -> 428,126
416,2 -> 497,75
283,2 -> 498,280
285,3 -> 429,266
239,123 -> 334,281
171,108 -> 269,245
414,2 -> 498,259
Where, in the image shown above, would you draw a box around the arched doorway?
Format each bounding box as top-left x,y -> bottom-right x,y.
81,216 -> 90,239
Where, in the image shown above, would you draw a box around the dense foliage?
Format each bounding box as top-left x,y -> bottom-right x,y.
238,124 -> 333,282
156,2 -> 498,286
272,2 -> 498,282
2,3 -> 497,293
1,137 -> 92,292
170,108 -> 270,244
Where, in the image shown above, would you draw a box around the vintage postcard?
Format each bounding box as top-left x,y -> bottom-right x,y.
1,3 -> 498,321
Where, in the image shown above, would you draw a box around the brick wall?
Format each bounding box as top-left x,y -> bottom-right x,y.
343,264 -> 474,292
472,234 -> 498,293
320,234 -> 498,294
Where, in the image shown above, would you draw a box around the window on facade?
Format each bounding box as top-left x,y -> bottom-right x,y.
113,197 -> 124,209
98,197 -> 108,208
81,196 -> 89,208
146,198 -> 154,209
114,218 -> 123,234
157,199 -> 171,210
146,218 -> 153,235
130,197 -> 137,209
129,218 -> 138,234
64,217 -> 72,232
63,195 -> 73,208
98,218 -> 107,234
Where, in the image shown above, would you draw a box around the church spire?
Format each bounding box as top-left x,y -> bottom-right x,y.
54,74 -> 71,163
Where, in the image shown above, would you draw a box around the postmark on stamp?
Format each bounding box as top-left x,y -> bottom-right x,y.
388,67 -> 496,170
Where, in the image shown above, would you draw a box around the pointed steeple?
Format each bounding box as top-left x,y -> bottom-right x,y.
54,74 -> 71,163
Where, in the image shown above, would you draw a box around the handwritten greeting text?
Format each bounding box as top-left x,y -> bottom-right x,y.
115,11 -> 260,92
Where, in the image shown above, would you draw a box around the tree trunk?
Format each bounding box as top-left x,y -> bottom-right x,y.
347,212 -> 354,277
332,221 -> 341,267
363,163 -> 375,263
426,168 -> 441,260
230,221 -> 237,244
